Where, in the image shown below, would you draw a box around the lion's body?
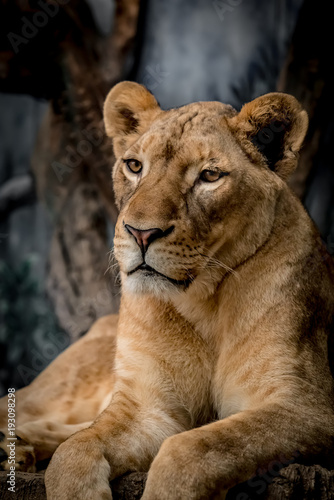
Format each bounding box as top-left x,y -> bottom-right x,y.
1,82 -> 334,499
0,315 -> 117,469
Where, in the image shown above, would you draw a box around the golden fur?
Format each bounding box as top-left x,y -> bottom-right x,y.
1,82 -> 334,500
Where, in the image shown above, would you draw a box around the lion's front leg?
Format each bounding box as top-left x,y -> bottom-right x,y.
45,426 -> 112,500
45,383 -> 187,500
142,403 -> 334,500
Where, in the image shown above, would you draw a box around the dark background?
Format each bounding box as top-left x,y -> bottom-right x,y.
0,0 -> 333,396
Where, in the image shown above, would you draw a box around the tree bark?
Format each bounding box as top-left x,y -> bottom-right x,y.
28,0 -> 140,340
278,0 -> 333,201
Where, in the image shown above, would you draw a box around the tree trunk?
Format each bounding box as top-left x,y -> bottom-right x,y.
29,0 -> 141,340
278,0 -> 333,201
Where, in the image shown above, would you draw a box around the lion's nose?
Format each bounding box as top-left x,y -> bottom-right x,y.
125,224 -> 173,254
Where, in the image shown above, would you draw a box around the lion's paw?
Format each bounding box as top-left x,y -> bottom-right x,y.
0,430 -> 36,472
142,433 -> 228,500
45,430 -> 112,500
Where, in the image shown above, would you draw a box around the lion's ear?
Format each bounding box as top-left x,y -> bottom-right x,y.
103,81 -> 161,157
227,93 -> 308,180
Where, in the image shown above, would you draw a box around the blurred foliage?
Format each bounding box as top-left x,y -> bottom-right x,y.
0,258 -> 69,396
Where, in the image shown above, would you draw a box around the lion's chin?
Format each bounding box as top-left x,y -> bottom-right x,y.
122,267 -> 190,298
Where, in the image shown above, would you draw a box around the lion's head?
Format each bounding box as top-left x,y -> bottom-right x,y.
104,82 -> 308,298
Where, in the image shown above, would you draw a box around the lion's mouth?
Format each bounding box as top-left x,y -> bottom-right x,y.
128,263 -> 192,287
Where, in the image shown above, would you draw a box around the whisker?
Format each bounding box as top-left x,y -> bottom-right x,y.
194,247 -> 239,279
105,248 -> 119,275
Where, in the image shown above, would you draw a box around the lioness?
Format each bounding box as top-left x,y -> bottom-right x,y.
1,82 -> 334,499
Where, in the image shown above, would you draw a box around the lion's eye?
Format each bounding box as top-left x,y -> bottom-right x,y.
124,159 -> 142,174
199,169 -> 227,182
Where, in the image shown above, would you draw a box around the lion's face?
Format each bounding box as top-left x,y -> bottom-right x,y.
104,83 -> 308,297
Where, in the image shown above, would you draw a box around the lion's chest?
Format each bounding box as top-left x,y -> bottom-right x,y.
211,373 -> 249,420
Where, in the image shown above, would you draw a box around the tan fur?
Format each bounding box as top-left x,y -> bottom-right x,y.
2,82 -> 334,500
0,315 -> 117,468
